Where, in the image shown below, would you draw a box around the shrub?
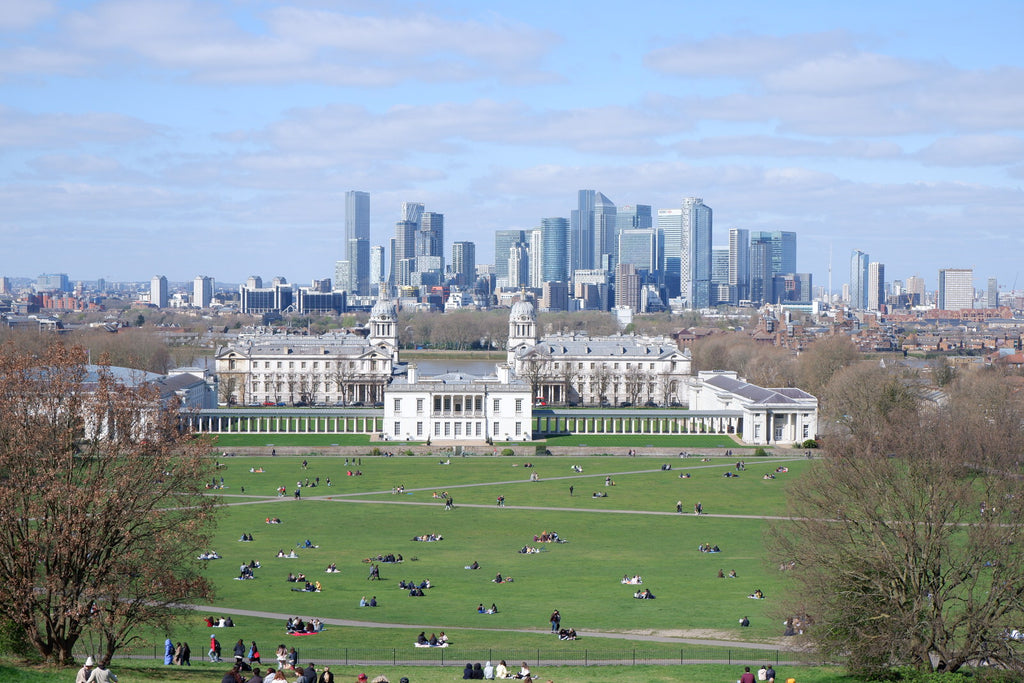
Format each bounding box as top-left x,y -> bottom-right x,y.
753,447 -> 769,457
801,439 -> 818,449
500,448 -> 515,456
370,447 -> 381,456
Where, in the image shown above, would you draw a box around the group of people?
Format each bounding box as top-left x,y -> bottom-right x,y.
533,531 -> 562,543
199,550 -> 222,560
416,631 -> 449,646
277,549 -> 299,558
518,545 -> 543,554
398,579 -> 431,591
286,572 -> 307,582
492,573 -> 513,584
620,574 -> 643,585
364,553 -> 402,563
748,589 -> 765,600
285,617 -> 323,633
718,569 -> 739,578
160,642 -> 192,666
205,616 -> 235,628
633,588 -> 655,599
698,543 -> 721,553
238,533 -> 255,542
476,603 -> 498,614
359,596 -> 378,607
411,533 -> 443,541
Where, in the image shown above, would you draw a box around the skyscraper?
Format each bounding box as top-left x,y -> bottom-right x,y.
540,217 -> 569,283
345,191 -> 370,294
150,275 -> 168,308
618,229 -> 658,273
416,211 -> 445,282
868,261 -> 885,311
616,204 -> 653,231
451,241 -> 476,288
193,276 -> 214,308
728,228 -> 750,304
711,247 -> 729,285
987,277 -> 999,308
656,209 -> 682,298
528,229 -> 543,288
680,197 -> 713,309
615,263 -> 641,312
494,229 -> 526,283
570,190 -> 596,275
370,245 -> 385,293
938,268 -> 974,310
593,192 -> 617,273
391,220 -> 417,286
849,250 -> 869,309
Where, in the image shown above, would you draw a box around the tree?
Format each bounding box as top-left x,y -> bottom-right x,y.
0,342 -> 217,665
770,367 -> 1024,676
795,334 -> 860,397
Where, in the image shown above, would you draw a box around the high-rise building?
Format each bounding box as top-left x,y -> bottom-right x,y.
728,228 -> 750,304
656,209 -> 682,299
401,202 -> 424,226
349,238 -> 370,294
494,229 -> 526,283
451,241 -> 476,288
528,229 -> 543,288
849,250 -> 869,309
750,240 -> 770,303
938,268 -> 974,311
712,248 -> 729,285
36,273 -> 70,292
593,192 -> 617,273
193,276 -> 214,309
868,262 -> 885,311
680,197 -> 713,309
540,217 -> 569,284
615,263 -> 641,312
540,280 -> 569,312
616,205 -> 653,231
345,191 -> 370,255
391,220 -> 417,286
618,228 -> 658,273
570,190 -> 596,275
906,275 -> 925,302
150,275 -> 168,308
508,243 -> 530,289
370,245 -> 385,293
750,231 -> 796,277
987,277 -> 999,308
417,212 -> 444,259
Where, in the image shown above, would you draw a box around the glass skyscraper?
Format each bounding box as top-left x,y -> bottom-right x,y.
850,249 -> 869,309
680,197 -> 712,309
540,217 -> 568,283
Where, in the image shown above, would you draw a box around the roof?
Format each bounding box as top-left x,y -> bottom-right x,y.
518,334 -> 688,360
703,373 -> 815,406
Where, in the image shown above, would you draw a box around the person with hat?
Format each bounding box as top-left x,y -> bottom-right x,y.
86,658 -> 118,683
357,674 -> 368,683
76,656 -> 94,683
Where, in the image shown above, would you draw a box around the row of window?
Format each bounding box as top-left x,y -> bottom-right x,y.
394,397 -> 524,414
228,360 -> 384,371
394,421 -> 523,437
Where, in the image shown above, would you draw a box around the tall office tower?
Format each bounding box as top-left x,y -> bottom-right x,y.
417,212 -> 444,259
656,209 -> 683,298
508,243 -> 530,289
749,240 -> 770,303
712,247 -> 729,285
451,241 -> 476,288
540,217 -> 569,283
150,275 -> 168,308
868,261 -> 885,311
618,228 -> 658,273
334,260 -> 351,292
345,191 -> 370,254
938,268 -> 974,310
680,197 -> 713,309
987,277 -> 999,308
906,275 -> 925,304
570,190 -> 596,275
728,228 -> 750,304
528,229 -> 543,288
0,276 -> 10,294
193,276 -> 214,308
401,202 -> 424,226
593,192 -> 617,273
370,245 -> 385,293
494,229 -> 526,283
36,273 -> 70,292
771,273 -> 814,302
749,231 -> 797,278
391,219 -> 417,286
849,250 -> 870,309
246,275 -> 263,289
614,262 -> 641,312
616,204 -> 653,231
349,237 -> 370,294
540,281 -> 569,312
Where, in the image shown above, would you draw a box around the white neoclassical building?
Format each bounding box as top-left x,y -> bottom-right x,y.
688,371 -> 818,445
214,294 -> 399,406
383,363 -> 532,442
507,299 -> 692,407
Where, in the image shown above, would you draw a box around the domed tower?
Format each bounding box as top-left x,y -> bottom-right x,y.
369,292 -> 399,360
507,298 -> 538,365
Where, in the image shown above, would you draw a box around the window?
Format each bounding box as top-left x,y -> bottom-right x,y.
474,396 -> 482,411
416,422 -> 423,436
514,422 -> 521,435
475,423 -> 482,436
289,361 -> 294,368
393,398 -> 401,413
626,363 -> 631,369
434,396 -> 442,412
803,424 -> 810,438
444,422 -> 451,436
493,399 -> 500,412
301,362 -> 306,369
454,423 -> 461,436
393,421 -> 400,435
276,362 -> 282,368
434,423 -> 441,436
492,421 -> 499,435
416,398 -> 424,413
754,425 -> 761,438
515,398 -> 523,413
313,362 -> 319,369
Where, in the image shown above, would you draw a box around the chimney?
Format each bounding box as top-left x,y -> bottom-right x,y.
407,364 -> 418,384
497,363 -> 510,384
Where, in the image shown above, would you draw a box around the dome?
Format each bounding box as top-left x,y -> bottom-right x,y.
510,299 -> 535,322
370,298 -> 397,321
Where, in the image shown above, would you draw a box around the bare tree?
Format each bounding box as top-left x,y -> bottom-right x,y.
770,367 -> 1024,676
518,354 -> 550,401
591,364 -> 613,405
0,342 -> 217,665
796,334 -> 860,397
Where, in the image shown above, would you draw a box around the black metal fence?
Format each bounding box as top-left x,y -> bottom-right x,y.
117,644 -> 824,667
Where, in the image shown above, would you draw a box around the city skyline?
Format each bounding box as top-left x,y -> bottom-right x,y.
2,1 -> 1022,290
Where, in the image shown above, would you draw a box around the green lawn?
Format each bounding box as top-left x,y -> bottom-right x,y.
210,433 -> 758,449
541,434 -> 753,449
212,434 -> 375,447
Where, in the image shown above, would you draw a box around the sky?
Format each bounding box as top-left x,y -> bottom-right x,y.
2,0 -> 1023,293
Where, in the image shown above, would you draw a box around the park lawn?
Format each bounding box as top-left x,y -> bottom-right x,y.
213,434 -> 374,447
542,434 -> 753,449
8,663 -> 860,683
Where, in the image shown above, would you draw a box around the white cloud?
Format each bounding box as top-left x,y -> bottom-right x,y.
674,135 -> 903,159
917,135 -> 1024,166
0,0 -> 54,30
0,106 -> 161,148
645,32 -> 852,77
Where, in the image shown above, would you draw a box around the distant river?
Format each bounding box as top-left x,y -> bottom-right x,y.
412,359 -> 502,376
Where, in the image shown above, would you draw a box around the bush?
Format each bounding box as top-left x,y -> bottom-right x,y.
370,447 -> 381,456
753,447 -> 770,457
0,618 -> 37,661
801,439 -> 818,449
500,448 -> 515,456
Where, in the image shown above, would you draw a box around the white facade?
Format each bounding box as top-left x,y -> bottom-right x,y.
507,299 -> 691,406
688,371 -> 818,445
383,363 -> 532,442
215,294 -> 399,406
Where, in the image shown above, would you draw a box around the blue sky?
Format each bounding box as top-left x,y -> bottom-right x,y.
2,0 -> 1023,293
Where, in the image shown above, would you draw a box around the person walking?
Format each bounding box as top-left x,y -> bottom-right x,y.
549,609 -> 560,632
676,500 -> 683,513
164,638 -> 175,665
76,656 -> 94,683
569,485 -> 574,496
86,658 -> 118,683
181,643 -> 192,666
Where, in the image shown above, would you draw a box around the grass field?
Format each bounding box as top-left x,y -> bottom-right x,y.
210,433 -> 758,449
114,452 -> 817,675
